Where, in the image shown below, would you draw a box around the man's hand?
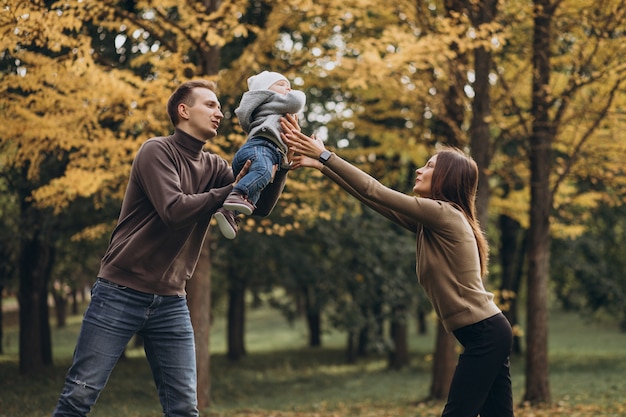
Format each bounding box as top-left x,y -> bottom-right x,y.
234,160 -> 251,185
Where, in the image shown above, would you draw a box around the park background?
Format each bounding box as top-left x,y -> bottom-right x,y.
1,0 -> 625,416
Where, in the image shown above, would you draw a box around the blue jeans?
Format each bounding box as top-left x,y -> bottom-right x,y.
232,137 -> 282,204
52,278 -> 198,417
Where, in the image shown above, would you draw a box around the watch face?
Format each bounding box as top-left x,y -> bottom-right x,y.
320,151 -> 331,162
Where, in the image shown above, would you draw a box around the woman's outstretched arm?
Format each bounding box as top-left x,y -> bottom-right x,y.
280,115 -> 420,232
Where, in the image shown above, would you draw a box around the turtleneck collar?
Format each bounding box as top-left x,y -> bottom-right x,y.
171,128 -> 207,159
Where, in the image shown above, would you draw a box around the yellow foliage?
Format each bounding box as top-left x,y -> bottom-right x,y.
2,0 -> 626,238
71,222 -> 116,241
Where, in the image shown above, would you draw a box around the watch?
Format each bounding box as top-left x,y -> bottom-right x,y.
318,150 -> 332,164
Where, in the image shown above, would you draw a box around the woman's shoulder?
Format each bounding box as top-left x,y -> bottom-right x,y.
414,197 -> 456,213
419,199 -> 470,231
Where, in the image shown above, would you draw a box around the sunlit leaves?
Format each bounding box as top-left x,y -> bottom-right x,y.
1,0 -> 626,236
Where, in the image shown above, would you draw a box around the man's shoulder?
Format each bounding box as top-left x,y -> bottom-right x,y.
141,135 -> 170,148
136,135 -> 169,154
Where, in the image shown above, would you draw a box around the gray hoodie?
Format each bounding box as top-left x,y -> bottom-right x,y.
234,89 -> 306,158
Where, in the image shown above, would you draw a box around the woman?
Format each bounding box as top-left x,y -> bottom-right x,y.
281,116 -> 514,417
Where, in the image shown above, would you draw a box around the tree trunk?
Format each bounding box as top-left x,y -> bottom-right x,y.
429,321 -> 457,400
441,0 -> 468,151
469,0 -> 498,229
357,326 -> 368,357
18,234 -> 54,373
52,285 -> 68,328
523,0 -> 555,404
187,243 -> 212,409
388,306 -> 409,370
193,1 -> 221,402
0,284 -> 4,354
525,179 -> 551,403
71,287 -> 79,315
416,307 -> 427,335
346,331 -> 357,364
306,310 -> 321,347
303,286 -> 321,347
498,214 -> 525,355
227,281 -> 246,361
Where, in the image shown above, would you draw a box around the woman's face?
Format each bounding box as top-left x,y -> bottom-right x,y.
413,154 -> 437,197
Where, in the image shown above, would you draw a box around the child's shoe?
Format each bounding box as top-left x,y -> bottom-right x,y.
214,208 -> 239,239
223,192 -> 255,215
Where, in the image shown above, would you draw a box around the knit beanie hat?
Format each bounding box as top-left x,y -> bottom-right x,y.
247,71 -> 289,91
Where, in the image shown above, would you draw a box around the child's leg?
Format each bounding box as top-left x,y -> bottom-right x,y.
232,140 -> 281,204
231,142 -> 252,178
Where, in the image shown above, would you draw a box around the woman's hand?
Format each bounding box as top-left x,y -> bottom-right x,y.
280,115 -> 326,160
289,153 -> 323,170
283,113 -> 301,133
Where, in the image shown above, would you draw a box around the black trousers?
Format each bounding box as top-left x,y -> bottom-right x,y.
441,313 -> 514,417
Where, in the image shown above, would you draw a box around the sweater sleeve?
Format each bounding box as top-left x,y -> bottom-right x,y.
133,140 -> 232,229
321,154 -> 448,232
275,90 -> 306,114
200,154 -> 236,209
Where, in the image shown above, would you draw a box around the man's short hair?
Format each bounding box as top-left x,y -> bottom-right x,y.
166,80 -> 217,126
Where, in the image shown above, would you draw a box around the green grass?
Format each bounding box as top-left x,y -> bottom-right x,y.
1,302 -> 626,417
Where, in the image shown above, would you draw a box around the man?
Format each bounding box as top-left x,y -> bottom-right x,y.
52,80 -> 287,416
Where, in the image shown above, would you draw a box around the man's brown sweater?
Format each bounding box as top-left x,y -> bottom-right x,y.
98,129 -> 286,296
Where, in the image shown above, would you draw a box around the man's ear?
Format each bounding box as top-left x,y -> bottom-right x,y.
178,103 -> 189,120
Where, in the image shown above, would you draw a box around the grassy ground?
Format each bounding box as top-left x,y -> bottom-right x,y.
1,301 -> 625,417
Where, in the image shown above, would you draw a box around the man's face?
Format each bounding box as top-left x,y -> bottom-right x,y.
181,88 -> 224,141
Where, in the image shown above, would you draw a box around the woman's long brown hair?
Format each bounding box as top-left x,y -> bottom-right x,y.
429,148 -> 489,277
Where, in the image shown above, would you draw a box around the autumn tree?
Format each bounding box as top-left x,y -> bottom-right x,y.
0,0 -> 245,383
496,0 -> 626,404
0,0 -> 161,373
525,0 -> 557,403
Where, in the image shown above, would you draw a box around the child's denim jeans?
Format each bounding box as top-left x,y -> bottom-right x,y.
232,137 -> 282,204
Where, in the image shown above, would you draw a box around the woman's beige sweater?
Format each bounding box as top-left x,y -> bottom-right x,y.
322,154 -> 501,332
